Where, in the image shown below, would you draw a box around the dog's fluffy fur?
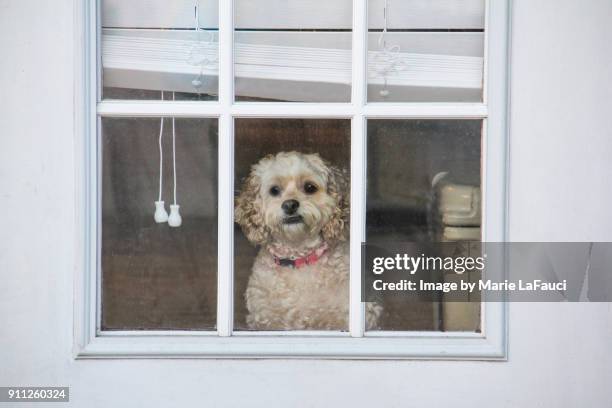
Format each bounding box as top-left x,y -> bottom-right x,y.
236,151 -> 381,330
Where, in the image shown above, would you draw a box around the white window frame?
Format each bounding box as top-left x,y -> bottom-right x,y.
74,0 -> 510,359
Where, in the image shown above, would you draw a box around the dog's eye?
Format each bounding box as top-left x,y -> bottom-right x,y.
303,182 -> 318,194
269,186 -> 281,196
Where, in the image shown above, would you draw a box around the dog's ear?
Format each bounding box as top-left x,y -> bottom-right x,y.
235,168 -> 269,246
321,161 -> 350,243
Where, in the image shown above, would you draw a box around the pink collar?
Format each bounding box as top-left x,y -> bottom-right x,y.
271,243 -> 329,269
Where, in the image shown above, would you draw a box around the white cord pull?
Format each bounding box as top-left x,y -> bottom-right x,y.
154,91 -> 169,223
168,92 -> 182,228
154,200 -> 169,223
168,204 -> 182,227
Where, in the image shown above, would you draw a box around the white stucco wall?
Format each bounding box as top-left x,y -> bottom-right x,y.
1,0 -> 611,407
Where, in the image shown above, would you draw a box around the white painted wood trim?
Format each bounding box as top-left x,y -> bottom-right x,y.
216,116 -> 234,337
78,332 -> 505,359
478,0 -> 510,357
349,0 -> 367,337
74,0 -> 510,359
74,0 -> 100,357
101,0 -> 484,30
73,0 -> 88,357
99,329 -> 483,338
96,101 -> 488,119
216,0 -> 234,337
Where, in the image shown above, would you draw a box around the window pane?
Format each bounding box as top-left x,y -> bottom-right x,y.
366,120 -> 482,331
101,117 -> 218,330
234,119 -> 351,330
367,0 -> 485,102
101,1 -> 219,100
234,1 -> 352,102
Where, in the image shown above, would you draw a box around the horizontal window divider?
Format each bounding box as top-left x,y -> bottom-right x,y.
229,103 -> 356,118
96,100 -> 488,119
96,100 -> 222,117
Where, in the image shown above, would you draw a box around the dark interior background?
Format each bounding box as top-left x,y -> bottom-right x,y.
367,119 -> 482,331
367,120 -> 481,240
101,117 -> 218,330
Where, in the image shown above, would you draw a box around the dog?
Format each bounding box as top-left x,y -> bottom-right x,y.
235,151 -> 382,330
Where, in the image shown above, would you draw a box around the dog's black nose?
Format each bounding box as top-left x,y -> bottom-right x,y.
282,199 -> 300,215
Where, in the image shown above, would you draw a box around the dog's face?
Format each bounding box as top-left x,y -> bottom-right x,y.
258,154 -> 335,243
236,152 -> 349,245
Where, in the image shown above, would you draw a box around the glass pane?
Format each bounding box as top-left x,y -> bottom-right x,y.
234,1 -> 352,102
366,120 -> 482,331
101,1 -> 218,100
234,119 -> 351,330
101,117 -> 218,330
367,0 -> 485,102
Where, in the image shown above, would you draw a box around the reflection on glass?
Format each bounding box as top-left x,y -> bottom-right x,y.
234,119 -> 351,330
101,1 -> 219,100
366,120 -> 482,331
367,0 -> 485,102
234,0 -> 352,102
101,118 -> 218,330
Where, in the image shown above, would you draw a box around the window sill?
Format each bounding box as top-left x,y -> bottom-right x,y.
74,303 -> 506,360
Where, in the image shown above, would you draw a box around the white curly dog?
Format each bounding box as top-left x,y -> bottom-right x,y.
236,151 -> 381,331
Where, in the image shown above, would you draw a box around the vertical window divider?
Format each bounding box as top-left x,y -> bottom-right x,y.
482,0 -> 491,106
349,116 -> 366,337
217,0 -> 235,337
92,0 -> 102,338
349,0 -> 368,337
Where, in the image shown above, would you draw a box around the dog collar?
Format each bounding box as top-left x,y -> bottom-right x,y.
271,243 -> 329,269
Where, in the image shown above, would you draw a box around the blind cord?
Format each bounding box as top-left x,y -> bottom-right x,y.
153,91 -> 170,224
172,92 -> 177,205
374,0 -> 406,97
158,91 -> 165,202
167,91 -> 182,227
